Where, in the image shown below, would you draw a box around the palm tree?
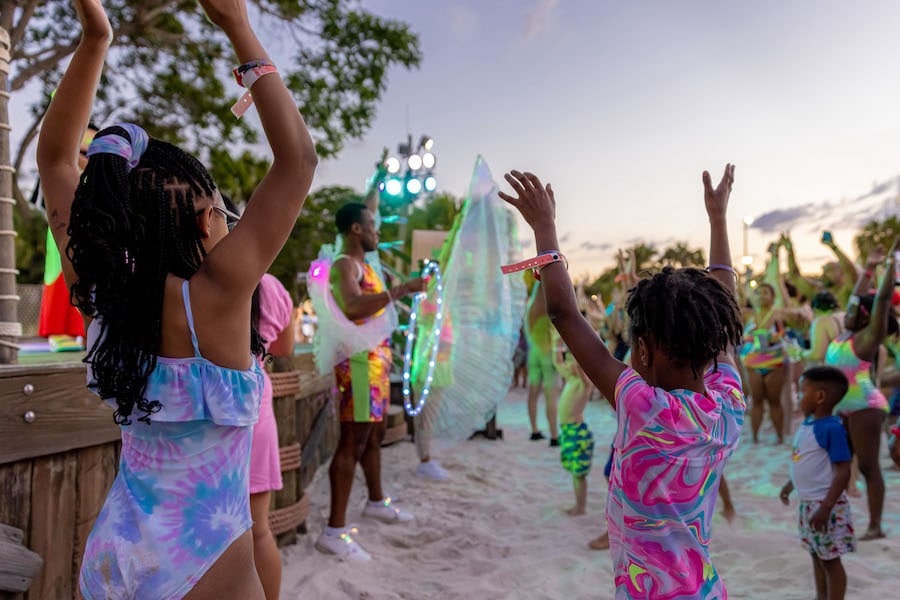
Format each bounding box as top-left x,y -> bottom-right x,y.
659,242 -> 706,268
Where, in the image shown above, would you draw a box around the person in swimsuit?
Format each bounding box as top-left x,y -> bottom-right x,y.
824,243 -> 899,541
37,1 -> 317,597
798,292 -> 844,366
525,280 -> 560,445
501,164 -> 744,599
742,281 -> 788,443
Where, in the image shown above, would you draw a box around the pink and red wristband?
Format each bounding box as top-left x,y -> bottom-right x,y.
230,59 -> 278,119
501,250 -> 568,281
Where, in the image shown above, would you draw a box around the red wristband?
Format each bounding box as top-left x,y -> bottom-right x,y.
501,251 -> 567,280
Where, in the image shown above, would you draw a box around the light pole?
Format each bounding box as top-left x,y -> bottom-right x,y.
380,134 -> 437,206
377,135 -> 437,273
741,216 -> 754,277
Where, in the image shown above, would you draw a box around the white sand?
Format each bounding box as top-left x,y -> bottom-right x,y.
280,388 -> 900,599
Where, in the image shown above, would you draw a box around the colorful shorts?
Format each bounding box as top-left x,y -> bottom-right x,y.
560,422 -> 594,478
334,345 -> 391,423
798,493 -> 856,560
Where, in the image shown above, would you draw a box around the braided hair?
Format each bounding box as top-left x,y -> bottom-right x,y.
625,267 -> 743,379
68,125 -> 261,425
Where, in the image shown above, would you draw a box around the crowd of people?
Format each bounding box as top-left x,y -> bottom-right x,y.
41,1 -> 900,599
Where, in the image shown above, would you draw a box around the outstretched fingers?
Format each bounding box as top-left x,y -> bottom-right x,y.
721,163 -> 735,189
702,170 -> 713,195
499,173 -> 526,206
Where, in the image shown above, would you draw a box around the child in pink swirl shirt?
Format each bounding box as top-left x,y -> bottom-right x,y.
501,165 -> 744,599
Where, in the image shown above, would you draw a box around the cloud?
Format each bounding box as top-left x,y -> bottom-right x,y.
749,205 -> 817,234
578,240 -> 612,251
558,230 -> 572,243
523,0 -> 560,39
751,175 -> 900,236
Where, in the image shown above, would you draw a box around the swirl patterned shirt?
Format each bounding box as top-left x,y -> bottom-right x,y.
608,362 -> 744,599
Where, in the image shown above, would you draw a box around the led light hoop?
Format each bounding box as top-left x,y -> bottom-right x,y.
401,260 -> 444,417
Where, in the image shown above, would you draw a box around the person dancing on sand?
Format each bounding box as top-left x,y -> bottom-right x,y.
824,244 -> 898,541
780,366 -> 855,600
500,164 -> 744,598
552,325 -> 594,516
742,280 -> 788,444
39,1 -> 318,596
525,279 -> 560,445
314,203 -> 425,562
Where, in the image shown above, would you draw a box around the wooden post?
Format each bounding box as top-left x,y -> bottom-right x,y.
0,27 -> 19,365
0,523 -> 42,594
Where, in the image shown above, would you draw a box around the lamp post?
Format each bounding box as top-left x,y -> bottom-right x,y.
380,134 -> 437,206
741,216 -> 754,279
377,135 -> 437,273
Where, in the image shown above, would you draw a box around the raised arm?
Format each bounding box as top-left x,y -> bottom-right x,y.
197,0 -> 318,293
823,231 -> 861,292
854,241 -> 898,360
499,172 -> 623,406
35,0 -> 111,290
782,234 -> 819,301
703,164 -> 739,369
762,241 -> 789,308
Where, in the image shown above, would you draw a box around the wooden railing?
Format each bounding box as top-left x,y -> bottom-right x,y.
0,357 -> 339,599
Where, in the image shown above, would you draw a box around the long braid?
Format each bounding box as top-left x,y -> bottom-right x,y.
626,267 -> 743,378
68,126 -> 214,425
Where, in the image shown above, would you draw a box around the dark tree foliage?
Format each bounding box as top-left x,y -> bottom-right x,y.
4,0 -> 421,282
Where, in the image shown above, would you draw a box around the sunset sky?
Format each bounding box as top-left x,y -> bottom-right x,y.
310,0 -> 900,277
10,0 -> 900,278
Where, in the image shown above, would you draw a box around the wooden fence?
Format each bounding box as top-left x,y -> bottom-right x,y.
0,357 -> 338,599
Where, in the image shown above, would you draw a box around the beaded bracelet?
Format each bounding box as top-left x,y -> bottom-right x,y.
706,264 -> 737,275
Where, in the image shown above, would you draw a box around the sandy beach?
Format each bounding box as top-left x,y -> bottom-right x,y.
279,387 -> 900,599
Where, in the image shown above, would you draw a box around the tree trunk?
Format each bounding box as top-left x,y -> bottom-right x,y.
0,27 -> 20,364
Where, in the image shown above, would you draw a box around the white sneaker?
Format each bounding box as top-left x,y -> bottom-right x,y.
314,527 -> 371,562
362,497 -> 414,523
416,460 -> 449,480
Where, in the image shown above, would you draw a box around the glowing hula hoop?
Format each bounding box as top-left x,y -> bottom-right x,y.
402,260 -> 444,417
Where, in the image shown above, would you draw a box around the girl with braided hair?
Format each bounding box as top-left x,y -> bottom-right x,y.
36,1 -> 317,598
501,165 -> 744,599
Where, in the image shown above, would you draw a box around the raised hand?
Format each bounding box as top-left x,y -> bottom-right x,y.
780,232 -> 793,250
74,0 -> 112,41
702,164 -> 735,220
498,171 -> 556,229
404,276 -> 427,295
866,245 -> 887,269
198,0 -> 250,32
